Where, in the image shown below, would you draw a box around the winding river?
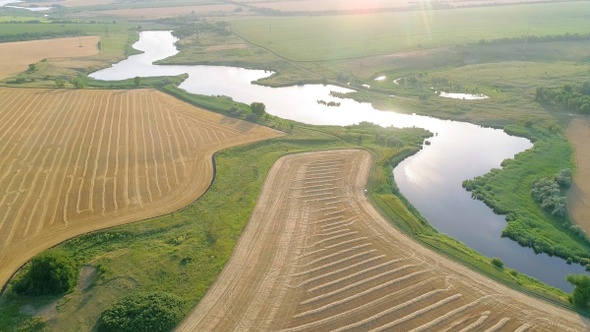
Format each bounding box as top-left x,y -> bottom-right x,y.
90,31 -> 588,291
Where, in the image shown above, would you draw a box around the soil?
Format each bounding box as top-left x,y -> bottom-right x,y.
0,36 -> 100,80
0,88 -> 282,290
177,149 -> 590,331
566,117 -> 590,235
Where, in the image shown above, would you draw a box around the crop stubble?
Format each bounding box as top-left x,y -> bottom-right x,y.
177,149 -> 589,331
567,117 -> 590,235
0,88 -> 281,288
0,36 -> 100,80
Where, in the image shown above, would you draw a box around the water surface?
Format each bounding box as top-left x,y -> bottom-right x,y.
438,91 -> 489,100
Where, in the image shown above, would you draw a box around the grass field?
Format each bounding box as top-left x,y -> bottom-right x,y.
230,2 -> 590,61
0,87 -> 280,292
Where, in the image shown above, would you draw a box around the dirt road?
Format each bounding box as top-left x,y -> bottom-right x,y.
567,117 -> 590,235
177,149 -> 589,331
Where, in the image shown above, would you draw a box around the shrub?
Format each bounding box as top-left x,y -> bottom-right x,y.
250,102 -> 266,117
567,274 -> 590,310
491,257 -> 504,269
98,292 -> 185,332
530,169 -> 572,217
13,251 -> 79,296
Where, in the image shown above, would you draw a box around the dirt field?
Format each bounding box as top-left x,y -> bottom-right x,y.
177,149 -> 589,331
0,87 -> 281,289
567,117 -> 590,235
0,36 -> 100,80
100,4 -> 238,18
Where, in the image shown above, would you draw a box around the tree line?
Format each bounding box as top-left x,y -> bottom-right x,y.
0,30 -> 83,43
478,31 -> 590,46
535,81 -> 590,114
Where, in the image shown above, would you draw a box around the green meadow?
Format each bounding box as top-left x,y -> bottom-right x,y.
231,2 -> 590,61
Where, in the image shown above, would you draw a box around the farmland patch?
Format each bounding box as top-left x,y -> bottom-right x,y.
0,36 -> 99,80
0,88 -> 281,289
177,149 -> 588,331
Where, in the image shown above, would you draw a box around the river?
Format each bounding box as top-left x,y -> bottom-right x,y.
90,30 -> 588,291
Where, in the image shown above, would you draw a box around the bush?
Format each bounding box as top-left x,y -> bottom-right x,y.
530,169 -> 572,217
13,251 -> 79,296
250,102 -> 266,117
98,292 -> 185,332
491,257 -> 504,269
567,274 -> 590,310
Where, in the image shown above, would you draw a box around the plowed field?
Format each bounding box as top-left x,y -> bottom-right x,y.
0,88 -> 281,288
567,117 -> 590,234
177,149 -> 589,331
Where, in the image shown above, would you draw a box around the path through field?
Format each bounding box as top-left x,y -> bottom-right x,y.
177,149 -> 589,331
0,88 -> 281,288
567,117 -> 590,235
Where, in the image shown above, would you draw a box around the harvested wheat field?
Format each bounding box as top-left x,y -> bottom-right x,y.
0,36 -> 100,80
177,149 -> 589,331
0,87 -> 281,288
567,117 -> 590,235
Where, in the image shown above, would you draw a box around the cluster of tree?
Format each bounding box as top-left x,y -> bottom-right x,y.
478,32 -> 590,46
374,133 -> 404,147
567,274 -> 590,310
12,251 -> 79,296
2,20 -> 43,24
98,292 -> 185,332
395,75 -> 423,88
0,30 -> 83,43
227,102 -> 266,122
530,169 -> 572,217
171,21 -> 230,39
535,82 -> 590,114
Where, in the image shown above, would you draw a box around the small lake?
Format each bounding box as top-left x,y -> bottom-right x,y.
91,31 -> 588,291
437,91 -> 490,100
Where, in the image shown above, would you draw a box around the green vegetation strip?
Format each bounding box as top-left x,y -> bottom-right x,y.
464,125 -> 590,264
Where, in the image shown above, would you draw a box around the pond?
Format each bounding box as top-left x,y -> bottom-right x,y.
437,91 -> 490,100
90,30 -> 588,291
